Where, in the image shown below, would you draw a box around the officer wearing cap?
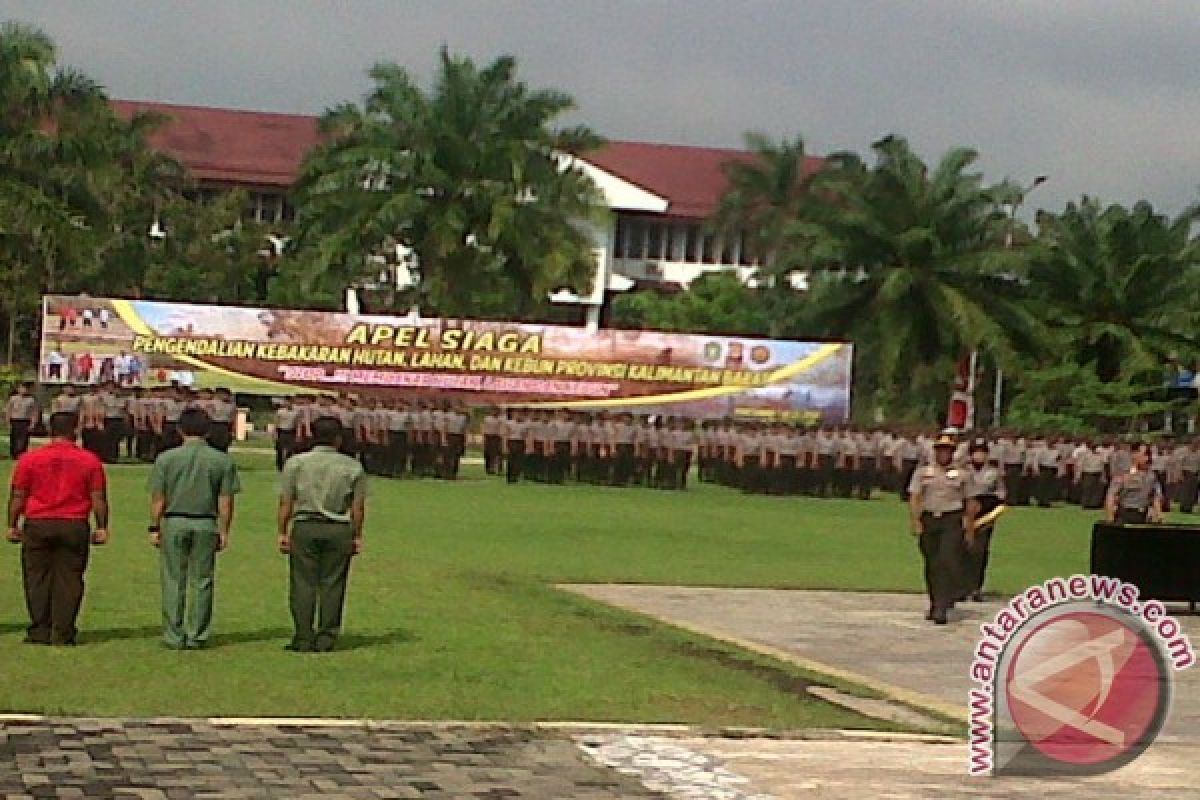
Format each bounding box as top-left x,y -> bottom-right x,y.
964,437 -> 1006,603
908,431 -> 974,625
1104,443 -> 1163,524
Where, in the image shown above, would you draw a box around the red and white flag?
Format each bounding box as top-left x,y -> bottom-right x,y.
947,352 -> 977,431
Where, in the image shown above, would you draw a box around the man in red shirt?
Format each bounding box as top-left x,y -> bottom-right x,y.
7,412 -> 109,645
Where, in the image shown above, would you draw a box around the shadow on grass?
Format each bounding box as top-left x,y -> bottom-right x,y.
72,625 -> 417,650
335,629 -> 417,650
79,624 -> 163,644
0,622 -> 28,636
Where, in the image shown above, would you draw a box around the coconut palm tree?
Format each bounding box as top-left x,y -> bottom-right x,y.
1026,197 -> 1200,383
794,135 -> 1041,399
287,48 -> 604,317
0,21 -> 109,362
711,133 -> 825,336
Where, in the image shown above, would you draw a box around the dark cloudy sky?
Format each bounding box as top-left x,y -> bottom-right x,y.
4,0 -> 1198,215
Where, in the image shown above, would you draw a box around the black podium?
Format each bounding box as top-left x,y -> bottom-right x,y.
1090,523 -> 1200,610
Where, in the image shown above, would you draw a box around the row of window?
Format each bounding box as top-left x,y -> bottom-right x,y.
613,216 -> 761,267
180,188 -> 296,224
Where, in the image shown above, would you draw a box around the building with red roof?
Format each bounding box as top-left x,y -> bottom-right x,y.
111,99 -> 817,305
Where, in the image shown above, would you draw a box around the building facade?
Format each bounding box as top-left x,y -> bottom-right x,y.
113,100 -> 817,315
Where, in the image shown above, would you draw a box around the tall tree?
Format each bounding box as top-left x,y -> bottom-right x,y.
0,21 -> 108,362
711,133 -> 821,335
1025,197 -> 1200,383
286,49 -> 604,317
794,135 -> 1041,407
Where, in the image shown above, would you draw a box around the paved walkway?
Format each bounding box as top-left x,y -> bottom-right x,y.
0,718 -> 660,799
562,585 -> 1200,796
2,718 -> 1194,800
564,585 -> 1200,737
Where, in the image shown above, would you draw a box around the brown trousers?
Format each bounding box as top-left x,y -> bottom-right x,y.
22,519 -> 91,644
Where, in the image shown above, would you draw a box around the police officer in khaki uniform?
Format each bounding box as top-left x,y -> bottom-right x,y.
6,382 -> 40,459
207,388 -> 237,452
278,415 -> 367,653
274,397 -> 298,471
908,432 -> 975,625
964,437 -> 1006,603
1105,444 -> 1164,524
1178,439 -> 1200,514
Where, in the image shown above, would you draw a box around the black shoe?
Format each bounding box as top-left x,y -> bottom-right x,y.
184,641 -> 206,650
925,607 -> 935,621
285,641 -> 313,652
23,635 -> 50,646
933,614 -> 949,625
970,592 -> 984,603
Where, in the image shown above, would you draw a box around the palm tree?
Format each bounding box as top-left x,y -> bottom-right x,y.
795,135 -> 1041,402
0,21 -> 109,362
1026,197 -> 1200,383
287,49 -> 604,317
711,133 -> 823,335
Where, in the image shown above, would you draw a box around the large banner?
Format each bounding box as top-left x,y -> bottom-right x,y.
39,295 -> 853,421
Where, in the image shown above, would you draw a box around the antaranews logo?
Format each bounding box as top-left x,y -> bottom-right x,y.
968,575 -> 1194,776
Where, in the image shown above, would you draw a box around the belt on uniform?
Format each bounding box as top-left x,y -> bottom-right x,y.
921,509 -> 963,519
164,512 -> 217,520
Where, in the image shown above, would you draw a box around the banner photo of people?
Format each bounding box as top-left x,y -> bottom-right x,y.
40,295 -> 853,421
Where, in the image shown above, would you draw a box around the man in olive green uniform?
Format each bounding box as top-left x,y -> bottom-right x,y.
1105,443 -> 1163,525
278,415 -> 367,652
908,432 -> 974,625
148,408 -> 241,649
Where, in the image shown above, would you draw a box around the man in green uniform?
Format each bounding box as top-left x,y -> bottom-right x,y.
147,408 -> 241,650
908,431 -> 974,625
278,415 -> 367,653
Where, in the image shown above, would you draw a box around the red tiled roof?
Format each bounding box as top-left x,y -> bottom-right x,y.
112,100 -> 321,187
110,100 -> 821,216
584,141 -> 821,219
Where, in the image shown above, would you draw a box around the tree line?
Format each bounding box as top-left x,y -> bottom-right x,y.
3,21 -> 1198,430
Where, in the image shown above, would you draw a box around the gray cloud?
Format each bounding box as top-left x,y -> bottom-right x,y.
4,0 -> 1198,215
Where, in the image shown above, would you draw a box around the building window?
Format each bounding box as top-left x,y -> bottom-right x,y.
670,224 -> 687,262
685,225 -> 701,263
244,192 -> 287,224
613,217 -> 628,258
720,235 -> 737,265
625,218 -> 645,260
738,232 -> 757,266
646,222 -> 663,261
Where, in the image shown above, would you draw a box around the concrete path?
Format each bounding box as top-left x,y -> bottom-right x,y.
564,585 -> 1200,736
563,585 -> 1200,797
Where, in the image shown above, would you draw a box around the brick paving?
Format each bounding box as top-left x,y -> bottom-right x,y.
0,719 -> 663,799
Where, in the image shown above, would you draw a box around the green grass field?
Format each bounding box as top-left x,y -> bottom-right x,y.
0,452 -> 1103,727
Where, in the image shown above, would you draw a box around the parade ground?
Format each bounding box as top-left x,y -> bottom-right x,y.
1,453 -> 1197,797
